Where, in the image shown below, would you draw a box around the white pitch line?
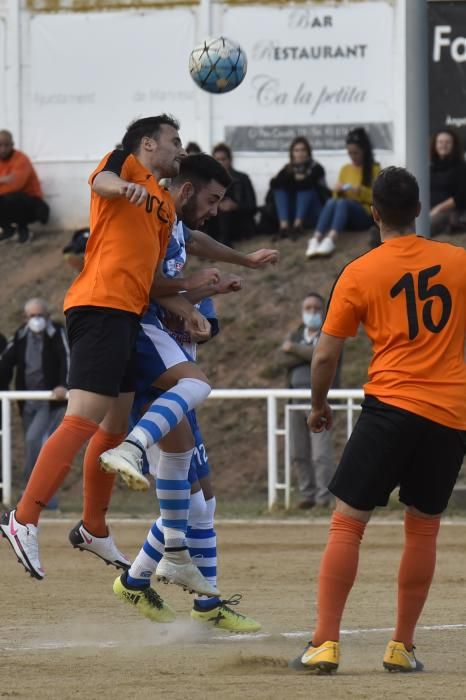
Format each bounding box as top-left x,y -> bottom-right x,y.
36,517 -> 466,526
2,623 -> 466,652
215,623 -> 466,643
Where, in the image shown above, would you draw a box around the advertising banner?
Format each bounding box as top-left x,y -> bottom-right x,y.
217,1 -> 395,151
429,1 -> 466,147
25,10 -> 196,160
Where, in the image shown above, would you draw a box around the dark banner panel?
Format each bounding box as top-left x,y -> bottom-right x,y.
226,122 -> 393,152
429,1 -> 466,147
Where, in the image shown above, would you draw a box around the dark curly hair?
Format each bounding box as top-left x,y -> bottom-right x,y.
430,127 -> 464,163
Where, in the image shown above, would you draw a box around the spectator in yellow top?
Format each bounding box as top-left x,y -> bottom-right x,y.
306,128 -> 380,258
0,130 -> 49,244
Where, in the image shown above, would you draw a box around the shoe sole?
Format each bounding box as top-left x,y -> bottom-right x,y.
190,615 -> 262,633
0,526 -> 44,580
289,656 -> 338,673
383,662 -> 423,673
99,454 -> 150,491
156,573 -> 220,598
70,542 -> 130,570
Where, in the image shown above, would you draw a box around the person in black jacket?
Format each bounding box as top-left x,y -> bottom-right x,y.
430,128 -> 466,237
270,136 -> 330,239
205,143 -> 257,246
280,292 -> 340,509
0,298 -> 69,489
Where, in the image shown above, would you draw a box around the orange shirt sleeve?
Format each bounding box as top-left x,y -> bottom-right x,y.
0,151 -> 34,195
323,267 -> 365,338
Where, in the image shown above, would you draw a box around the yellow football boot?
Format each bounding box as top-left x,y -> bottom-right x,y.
190,594 -> 261,633
289,640 -> 340,674
113,574 -> 176,623
383,640 -> 424,672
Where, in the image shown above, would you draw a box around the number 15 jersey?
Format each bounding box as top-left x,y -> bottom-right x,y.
323,234 -> 466,429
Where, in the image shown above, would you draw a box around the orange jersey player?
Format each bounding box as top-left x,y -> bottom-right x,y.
0,115 -> 211,584
291,166 -> 466,675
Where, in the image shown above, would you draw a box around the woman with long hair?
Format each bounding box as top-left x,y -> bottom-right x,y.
270,136 -> 329,239
429,127 -> 466,237
306,128 -> 380,258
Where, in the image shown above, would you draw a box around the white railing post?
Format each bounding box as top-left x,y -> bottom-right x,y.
347,397 -> 354,439
284,404 -> 291,511
1,397 -> 12,506
267,394 -> 278,510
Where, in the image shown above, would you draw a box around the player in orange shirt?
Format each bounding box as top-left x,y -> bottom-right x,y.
0,115 -> 217,590
291,166 -> 466,674
0,130 -> 49,243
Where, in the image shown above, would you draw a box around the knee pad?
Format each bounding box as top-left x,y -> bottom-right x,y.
187,489 -> 207,526
189,496 -> 216,530
177,378 -> 211,407
146,444 -> 160,479
204,496 -> 216,526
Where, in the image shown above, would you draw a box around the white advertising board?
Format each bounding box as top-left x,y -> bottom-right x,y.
215,1 -> 395,151
8,1 -> 401,226
25,9 -> 196,160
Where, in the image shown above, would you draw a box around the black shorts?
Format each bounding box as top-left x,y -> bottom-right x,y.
66,306 -> 141,397
329,395 -> 466,515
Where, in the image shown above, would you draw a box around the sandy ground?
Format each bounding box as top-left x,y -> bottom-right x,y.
1,520 -> 466,699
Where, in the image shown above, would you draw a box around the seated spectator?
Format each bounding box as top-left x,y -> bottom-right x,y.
270,136 -> 330,239
0,130 -> 49,244
63,227 -> 89,273
430,128 -> 466,237
306,127 -> 380,258
186,141 -> 202,155
280,292 -> 340,509
0,298 -> 68,506
205,142 -> 257,245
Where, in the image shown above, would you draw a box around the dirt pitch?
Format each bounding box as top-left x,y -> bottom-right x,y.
1,519 -> 466,699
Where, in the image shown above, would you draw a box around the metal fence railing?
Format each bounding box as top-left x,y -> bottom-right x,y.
0,388 -> 365,509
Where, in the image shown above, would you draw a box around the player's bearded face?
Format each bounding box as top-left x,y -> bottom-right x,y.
181,181 -> 226,229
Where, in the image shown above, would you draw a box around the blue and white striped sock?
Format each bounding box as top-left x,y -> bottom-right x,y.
188,496 -> 220,609
127,378 -> 210,450
126,517 -> 164,587
156,450 -> 192,549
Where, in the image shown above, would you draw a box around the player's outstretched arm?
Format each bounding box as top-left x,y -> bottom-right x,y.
309,332 -> 345,433
92,171 -> 148,205
186,229 -> 279,268
186,273 -> 244,304
151,266 -> 221,298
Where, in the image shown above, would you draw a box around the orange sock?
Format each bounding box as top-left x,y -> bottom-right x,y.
394,511 -> 440,649
82,429 -> 126,537
16,415 -> 98,526
312,511 -> 366,646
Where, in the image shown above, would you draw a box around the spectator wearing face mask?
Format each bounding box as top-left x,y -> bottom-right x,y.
0,298 -> 69,497
280,292 -> 340,509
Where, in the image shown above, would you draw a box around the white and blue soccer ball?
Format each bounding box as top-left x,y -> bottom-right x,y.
189,36 -> 247,94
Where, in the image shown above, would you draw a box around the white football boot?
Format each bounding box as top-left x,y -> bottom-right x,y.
0,509 -> 45,580
100,440 -> 150,491
69,520 -> 131,570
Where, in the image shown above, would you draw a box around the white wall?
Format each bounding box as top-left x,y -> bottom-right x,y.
0,0 -> 407,230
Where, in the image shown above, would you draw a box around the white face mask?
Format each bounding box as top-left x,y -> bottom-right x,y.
303,311 -> 323,330
27,316 -> 47,334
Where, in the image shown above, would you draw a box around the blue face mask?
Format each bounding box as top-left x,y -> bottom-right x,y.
303,311 -> 322,330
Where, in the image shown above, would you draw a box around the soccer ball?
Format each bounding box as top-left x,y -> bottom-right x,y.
189,36 -> 247,94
